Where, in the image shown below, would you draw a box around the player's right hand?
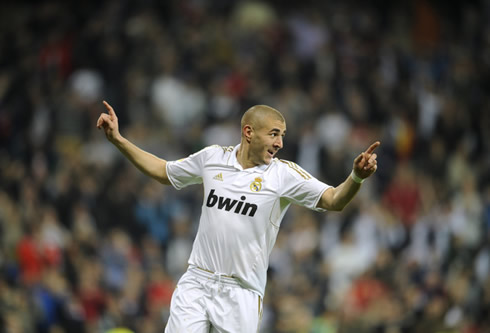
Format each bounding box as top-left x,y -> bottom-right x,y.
97,101 -> 121,143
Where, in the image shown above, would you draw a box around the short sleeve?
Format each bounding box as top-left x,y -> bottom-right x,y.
166,146 -> 217,190
279,160 -> 331,212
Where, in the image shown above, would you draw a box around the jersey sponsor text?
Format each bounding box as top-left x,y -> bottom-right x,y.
206,189 -> 257,217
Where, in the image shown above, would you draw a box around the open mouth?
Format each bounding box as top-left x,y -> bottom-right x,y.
267,150 -> 275,157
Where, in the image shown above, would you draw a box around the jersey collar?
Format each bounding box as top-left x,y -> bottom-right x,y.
229,144 -> 270,173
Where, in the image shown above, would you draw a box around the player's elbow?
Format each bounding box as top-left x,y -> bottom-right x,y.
318,188 -> 346,211
154,160 -> 172,185
157,177 -> 172,186
317,199 -> 345,211
154,169 -> 172,185
329,203 -> 347,212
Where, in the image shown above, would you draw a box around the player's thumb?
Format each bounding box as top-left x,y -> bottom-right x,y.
354,153 -> 363,164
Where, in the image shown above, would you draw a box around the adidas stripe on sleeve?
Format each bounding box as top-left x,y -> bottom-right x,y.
278,160 -> 331,212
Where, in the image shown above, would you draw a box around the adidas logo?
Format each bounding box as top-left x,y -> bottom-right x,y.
213,173 -> 224,181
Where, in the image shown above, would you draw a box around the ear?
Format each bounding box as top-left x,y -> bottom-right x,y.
243,125 -> 253,143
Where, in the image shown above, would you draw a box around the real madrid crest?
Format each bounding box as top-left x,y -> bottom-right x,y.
250,177 -> 263,192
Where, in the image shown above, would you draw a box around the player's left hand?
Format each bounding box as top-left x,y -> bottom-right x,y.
97,101 -> 121,144
352,141 -> 380,180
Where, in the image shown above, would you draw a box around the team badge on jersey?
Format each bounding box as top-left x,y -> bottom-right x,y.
250,177 -> 263,192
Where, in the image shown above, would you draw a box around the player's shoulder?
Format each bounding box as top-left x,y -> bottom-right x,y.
198,144 -> 235,161
273,158 -> 313,181
208,144 -> 234,156
191,144 -> 232,155
212,145 -> 235,153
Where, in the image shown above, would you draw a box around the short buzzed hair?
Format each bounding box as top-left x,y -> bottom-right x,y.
241,105 -> 285,131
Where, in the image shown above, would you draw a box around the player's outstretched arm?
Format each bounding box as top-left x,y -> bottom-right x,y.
317,141 -> 380,211
96,101 -> 171,185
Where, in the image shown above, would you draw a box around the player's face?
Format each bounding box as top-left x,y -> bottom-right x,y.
250,117 -> 286,165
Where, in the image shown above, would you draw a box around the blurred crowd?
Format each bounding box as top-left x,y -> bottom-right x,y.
0,0 -> 489,332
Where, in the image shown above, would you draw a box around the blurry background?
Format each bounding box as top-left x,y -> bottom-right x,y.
0,0 -> 489,332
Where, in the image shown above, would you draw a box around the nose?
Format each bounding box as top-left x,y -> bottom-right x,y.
274,136 -> 283,149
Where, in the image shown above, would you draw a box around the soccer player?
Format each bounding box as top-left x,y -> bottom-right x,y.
97,101 -> 379,332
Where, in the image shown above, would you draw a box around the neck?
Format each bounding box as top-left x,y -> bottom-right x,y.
236,142 -> 257,169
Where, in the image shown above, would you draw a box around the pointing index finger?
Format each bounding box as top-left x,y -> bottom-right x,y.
102,100 -> 116,118
364,141 -> 381,154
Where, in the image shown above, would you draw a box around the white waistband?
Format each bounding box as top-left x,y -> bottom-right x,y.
188,265 -> 241,286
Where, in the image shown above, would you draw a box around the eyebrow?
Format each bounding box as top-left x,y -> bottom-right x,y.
269,128 -> 286,135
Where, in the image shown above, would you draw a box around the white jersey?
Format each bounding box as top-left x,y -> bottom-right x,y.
166,144 -> 331,296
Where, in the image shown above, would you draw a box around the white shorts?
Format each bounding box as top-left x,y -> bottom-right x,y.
164,266 -> 263,333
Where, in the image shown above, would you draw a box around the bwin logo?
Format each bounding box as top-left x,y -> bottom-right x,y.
206,189 -> 257,217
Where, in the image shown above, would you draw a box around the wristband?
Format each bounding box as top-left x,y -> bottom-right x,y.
350,170 -> 365,184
